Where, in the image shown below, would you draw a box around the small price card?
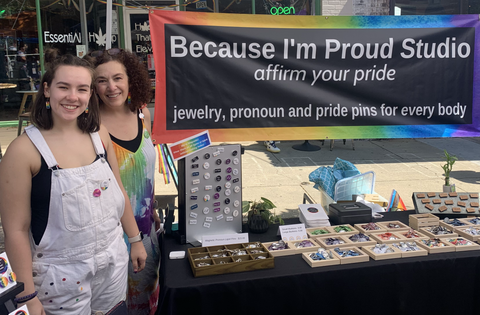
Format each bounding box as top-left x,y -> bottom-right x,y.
279,224 -> 307,242
202,233 -> 249,247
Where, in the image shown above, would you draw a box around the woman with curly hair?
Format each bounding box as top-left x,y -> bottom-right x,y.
87,48 -> 160,315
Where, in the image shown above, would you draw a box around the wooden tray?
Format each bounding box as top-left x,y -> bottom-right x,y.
416,238 -> 456,254
188,242 -> 274,277
456,226 -> 480,241
369,231 -> 406,244
331,246 -> 370,264
302,249 -> 341,268
362,244 -> 402,260
354,222 -> 387,235
390,241 -> 428,258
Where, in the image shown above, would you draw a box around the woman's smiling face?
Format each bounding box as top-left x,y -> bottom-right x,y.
44,65 -> 92,123
95,61 -> 130,109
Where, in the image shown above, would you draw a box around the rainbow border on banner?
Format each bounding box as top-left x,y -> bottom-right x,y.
150,12 -> 480,143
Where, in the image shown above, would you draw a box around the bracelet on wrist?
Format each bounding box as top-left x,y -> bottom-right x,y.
15,291 -> 38,304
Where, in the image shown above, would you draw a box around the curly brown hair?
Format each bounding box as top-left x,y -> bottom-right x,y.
86,49 -> 152,112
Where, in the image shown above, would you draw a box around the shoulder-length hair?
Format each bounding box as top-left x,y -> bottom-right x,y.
86,48 -> 152,112
31,53 -> 100,133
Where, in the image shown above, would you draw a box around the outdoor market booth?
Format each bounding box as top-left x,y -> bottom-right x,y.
147,11 -> 480,315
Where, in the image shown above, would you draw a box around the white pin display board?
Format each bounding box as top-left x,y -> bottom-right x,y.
178,144 -> 243,245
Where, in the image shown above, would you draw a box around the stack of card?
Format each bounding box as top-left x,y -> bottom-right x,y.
298,204 -> 330,228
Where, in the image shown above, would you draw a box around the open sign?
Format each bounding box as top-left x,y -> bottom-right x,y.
270,6 -> 295,15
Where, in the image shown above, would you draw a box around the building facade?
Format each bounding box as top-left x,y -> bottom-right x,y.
0,0 -> 478,121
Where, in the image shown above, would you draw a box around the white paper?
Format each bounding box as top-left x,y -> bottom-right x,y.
278,224 -> 308,242
202,233 -> 249,247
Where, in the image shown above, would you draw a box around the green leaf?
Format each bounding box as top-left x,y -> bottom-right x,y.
242,201 -> 251,213
260,197 -> 276,210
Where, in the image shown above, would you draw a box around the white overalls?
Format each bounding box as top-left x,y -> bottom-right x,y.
26,125 -> 129,315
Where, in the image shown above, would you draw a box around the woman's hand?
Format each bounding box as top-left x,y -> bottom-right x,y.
24,297 -> 46,315
130,242 -> 147,273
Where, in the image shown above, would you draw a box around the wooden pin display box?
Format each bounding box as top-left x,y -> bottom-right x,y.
262,241 -> 297,257
456,226 -> 480,241
460,217 -> 480,226
354,222 -> 388,235
344,233 -> 377,248
409,213 -> 439,230
390,241 -> 428,258
331,246 -> 370,264
326,224 -> 359,236
362,244 -> 402,260
306,226 -> 335,238
313,235 -> 353,249
302,249 -> 341,268
419,226 -> 458,239
439,219 -> 472,231
376,221 -> 411,232
263,240 -> 321,256
188,242 -> 274,277
416,238 -> 456,254
397,229 -> 429,241
442,237 -> 480,252
369,231 -> 406,244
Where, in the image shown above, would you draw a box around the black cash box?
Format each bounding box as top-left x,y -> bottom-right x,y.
329,202 -> 372,225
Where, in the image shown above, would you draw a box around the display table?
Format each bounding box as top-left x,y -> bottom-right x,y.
157,211 -> 480,315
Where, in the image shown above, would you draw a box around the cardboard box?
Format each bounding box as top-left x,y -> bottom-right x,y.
416,238 -> 456,254
419,226 -> 458,239
390,241 -> 428,258
302,249 -> 341,268
362,244 -> 402,260
370,231 -> 406,244
354,222 -> 388,235
327,224 -> 359,236
456,226 -> 480,241
442,237 -> 480,252
409,213 -> 439,230
306,226 -> 335,238
331,246 -> 370,264
313,235 -> 353,249
364,194 -> 389,207
188,242 -> 274,277
377,221 -> 411,232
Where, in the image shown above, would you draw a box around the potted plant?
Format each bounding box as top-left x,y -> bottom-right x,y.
242,197 -> 284,233
441,150 -> 457,192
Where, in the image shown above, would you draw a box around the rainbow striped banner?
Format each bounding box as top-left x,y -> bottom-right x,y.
150,12 -> 480,143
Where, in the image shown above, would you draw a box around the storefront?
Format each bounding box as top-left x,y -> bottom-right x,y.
0,0 -> 478,121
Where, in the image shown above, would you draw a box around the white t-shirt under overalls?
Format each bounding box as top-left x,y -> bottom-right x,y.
26,125 -> 128,315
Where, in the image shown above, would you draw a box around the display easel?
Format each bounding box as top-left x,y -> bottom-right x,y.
0,282 -> 24,315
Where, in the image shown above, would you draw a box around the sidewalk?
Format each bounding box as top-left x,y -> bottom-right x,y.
1,126 -> 480,252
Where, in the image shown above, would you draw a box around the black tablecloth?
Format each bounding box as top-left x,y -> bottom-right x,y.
157,211 -> 480,315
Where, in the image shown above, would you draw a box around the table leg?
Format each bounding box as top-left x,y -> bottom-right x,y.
17,94 -> 28,117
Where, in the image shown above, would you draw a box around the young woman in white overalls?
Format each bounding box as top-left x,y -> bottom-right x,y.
0,53 -> 147,315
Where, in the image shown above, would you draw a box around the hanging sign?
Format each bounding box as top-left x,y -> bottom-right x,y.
150,12 -> 480,143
